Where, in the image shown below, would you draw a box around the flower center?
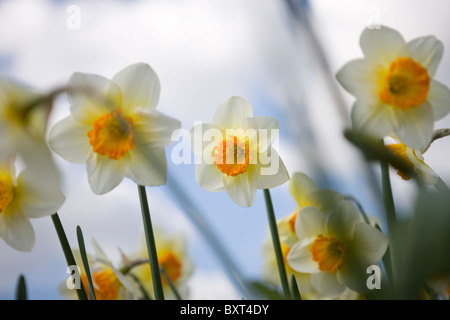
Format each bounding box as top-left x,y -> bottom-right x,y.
214,136 -> 250,177
379,57 -> 430,110
88,109 -> 135,160
0,171 -> 15,214
310,234 -> 345,273
158,251 -> 182,285
81,268 -> 121,300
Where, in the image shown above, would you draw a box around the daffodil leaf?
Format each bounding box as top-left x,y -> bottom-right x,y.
51,213 -> 88,300
290,275 -> 302,300
76,225 -> 96,300
15,275 -> 27,300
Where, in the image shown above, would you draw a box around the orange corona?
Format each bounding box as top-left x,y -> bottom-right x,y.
214,136 -> 250,177
310,234 -> 345,273
379,57 -> 430,110
88,109 -> 135,159
159,251 -> 182,285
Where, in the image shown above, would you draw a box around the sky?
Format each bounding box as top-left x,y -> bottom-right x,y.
1,0 -> 450,300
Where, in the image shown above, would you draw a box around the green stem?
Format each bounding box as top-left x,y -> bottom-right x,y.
51,213 -> 88,300
15,275 -> 27,300
263,189 -> 291,299
76,226 -> 96,300
160,267 -> 182,300
137,185 -> 164,300
380,156 -> 397,296
128,273 -> 152,300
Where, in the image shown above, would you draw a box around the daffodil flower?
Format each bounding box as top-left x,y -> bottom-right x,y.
261,172 -> 344,299
0,78 -> 61,180
59,240 -> 138,300
0,158 -> 65,252
49,63 -> 180,194
190,96 -> 289,207
386,139 -> 439,185
287,200 -> 388,298
126,227 -> 193,300
336,26 -> 450,150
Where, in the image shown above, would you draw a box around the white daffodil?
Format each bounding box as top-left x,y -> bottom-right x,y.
126,227 -> 194,300
336,25 -> 450,150
385,139 -> 439,185
190,96 -> 289,207
59,239 -> 139,300
0,158 -> 65,252
0,78 -> 61,180
261,172 -> 344,299
261,213 -> 321,300
49,63 -> 180,195
287,200 -> 388,298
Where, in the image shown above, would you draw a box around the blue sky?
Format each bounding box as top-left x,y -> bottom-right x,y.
1,0 -> 450,300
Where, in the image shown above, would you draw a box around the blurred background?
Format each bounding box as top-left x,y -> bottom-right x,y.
1,0 -> 450,299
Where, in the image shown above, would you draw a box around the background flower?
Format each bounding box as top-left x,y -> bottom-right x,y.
124,227 -> 194,300
385,138 -> 439,185
0,77 -> 61,182
49,63 -> 180,195
59,240 -> 138,300
0,158 -> 64,252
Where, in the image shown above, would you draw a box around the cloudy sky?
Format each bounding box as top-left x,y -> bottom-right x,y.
1,0 -> 450,300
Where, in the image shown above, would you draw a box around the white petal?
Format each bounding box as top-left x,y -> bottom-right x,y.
295,206 -> 326,239
429,80 -> 450,120
0,203 -> 35,252
240,116 -> 279,153
289,172 -> 318,207
112,63 -> 160,112
189,122 -> 224,158
16,168 -> 65,218
310,272 -> 346,299
67,72 -> 122,124
307,189 -> 344,213
126,147 -> 167,186
351,223 -> 389,264
286,239 -> 319,274
195,163 -> 224,192
86,151 -> 130,195
408,149 -> 439,185
335,59 -> 381,103
326,200 -> 361,242
407,36 -> 443,77
48,116 -> 91,163
254,148 -> 289,189
133,109 -> 181,149
223,166 -> 257,207
337,254 -> 372,294
360,26 -> 405,65
396,101 -> 434,150
212,96 -> 253,129
351,101 -> 398,140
